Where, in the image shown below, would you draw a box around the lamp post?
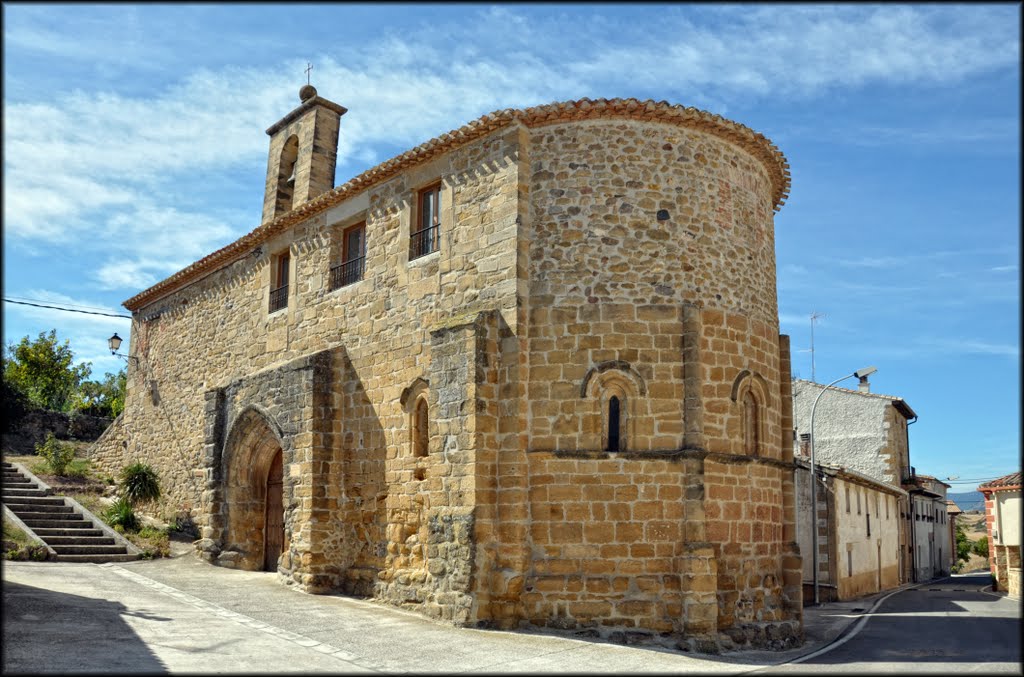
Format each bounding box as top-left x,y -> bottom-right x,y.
107,332 -> 138,365
808,365 -> 877,606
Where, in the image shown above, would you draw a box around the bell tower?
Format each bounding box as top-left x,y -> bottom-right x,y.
261,84 -> 347,224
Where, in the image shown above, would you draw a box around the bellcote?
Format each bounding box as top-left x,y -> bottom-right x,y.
261,85 -> 347,224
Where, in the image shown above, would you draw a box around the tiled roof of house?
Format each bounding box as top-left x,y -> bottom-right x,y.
123,97 -> 790,312
792,378 -> 917,420
946,499 -> 962,514
979,471 -> 1022,492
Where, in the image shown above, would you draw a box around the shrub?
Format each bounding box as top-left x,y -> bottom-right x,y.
104,497 -> 139,531
36,433 -> 75,476
973,535 -> 989,559
119,462 -> 160,506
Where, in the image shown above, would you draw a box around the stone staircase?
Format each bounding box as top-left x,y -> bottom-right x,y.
3,461 -> 139,563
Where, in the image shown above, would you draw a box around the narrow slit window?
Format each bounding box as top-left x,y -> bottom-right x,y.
742,390 -> 759,456
606,396 -> 621,452
413,397 -> 429,458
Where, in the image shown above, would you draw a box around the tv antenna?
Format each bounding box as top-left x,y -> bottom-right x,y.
797,311 -> 825,382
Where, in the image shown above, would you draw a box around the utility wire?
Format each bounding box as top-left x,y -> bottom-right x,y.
5,295 -> 123,314
4,298 -> 131,319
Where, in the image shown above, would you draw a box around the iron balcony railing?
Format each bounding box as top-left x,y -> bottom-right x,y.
330,256 -> 365,290
269,284 -> 288,313
409,224 -> 439,260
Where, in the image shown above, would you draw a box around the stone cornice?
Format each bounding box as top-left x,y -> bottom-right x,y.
124,97 -> 790,312
265,96 -> 348,135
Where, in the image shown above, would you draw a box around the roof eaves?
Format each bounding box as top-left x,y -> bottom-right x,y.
123,98 -> 791,311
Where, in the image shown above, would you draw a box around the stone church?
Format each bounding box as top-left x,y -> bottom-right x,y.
91,86 -> 802,652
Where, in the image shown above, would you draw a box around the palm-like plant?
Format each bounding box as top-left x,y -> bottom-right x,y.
119,462 -> 161,507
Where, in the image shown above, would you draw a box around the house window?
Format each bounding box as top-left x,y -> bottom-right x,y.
331,222 -> 366,289
857,490 -> 861,515
847,550 -> 853,578
867,508 -> 871,537
606,396 -> 622,452
886,496 -> 889,520
269,250 -> 290,313
413,397 -> 429,458
742,390 -> 759,456
845,487 -> 850,513
411,182 -> 441,260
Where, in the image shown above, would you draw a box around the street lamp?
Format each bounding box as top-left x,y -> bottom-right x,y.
107,333 -> 139,365
809,365 -> 877,606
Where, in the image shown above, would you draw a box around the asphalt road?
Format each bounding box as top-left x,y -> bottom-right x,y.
756,572 -> 1023,674
4,555 -> 1020,674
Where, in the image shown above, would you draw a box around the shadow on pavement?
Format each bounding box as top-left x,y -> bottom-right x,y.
2,580 -> 168,674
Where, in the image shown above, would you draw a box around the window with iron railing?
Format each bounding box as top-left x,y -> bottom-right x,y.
269,251 -> 290,313
410,183 -> 441,260
330,222 -> 366,289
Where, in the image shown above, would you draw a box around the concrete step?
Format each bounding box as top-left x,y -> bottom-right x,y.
32,528 -> 107,538
49,544 -> 128,555
21,519 -> 92,529
3,497 -> 68,506
57,553 -> 139,563
4,489 -> 49,497
11,510 -> 80,521
5,504 -> 76,514
43,536 -> 116,546
3,479 -> 34,486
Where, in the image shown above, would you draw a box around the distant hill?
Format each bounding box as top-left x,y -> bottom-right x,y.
948,491 -> 985,512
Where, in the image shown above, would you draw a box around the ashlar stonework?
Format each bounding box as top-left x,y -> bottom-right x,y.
90,89 -> 802,652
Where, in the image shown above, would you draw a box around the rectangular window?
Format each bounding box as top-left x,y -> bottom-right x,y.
411,183 -> 441,260
330,222 -> 366,289
886,496 -> 889,520
847,550 -> 853,578
845,486 -> 850,513
269,251 -> 290,312
857,490 -> 861,515
867,509 -> 871,537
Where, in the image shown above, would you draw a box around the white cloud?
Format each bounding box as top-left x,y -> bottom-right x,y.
2,4 -> 1018,297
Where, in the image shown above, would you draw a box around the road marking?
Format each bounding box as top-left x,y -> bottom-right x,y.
102,564 -> 385,672
785,583 -> 923,665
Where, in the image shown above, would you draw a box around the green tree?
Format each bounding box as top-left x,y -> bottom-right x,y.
973,535 -> 989,559
74,369 -> 127,417
954,521 -> 973,570
3,330 -> 91,413
1,373 -> 32,432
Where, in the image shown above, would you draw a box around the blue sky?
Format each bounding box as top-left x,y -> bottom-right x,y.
3,4 -> 1019,489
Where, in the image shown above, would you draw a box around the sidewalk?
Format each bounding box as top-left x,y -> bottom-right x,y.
3,541 -> 922,673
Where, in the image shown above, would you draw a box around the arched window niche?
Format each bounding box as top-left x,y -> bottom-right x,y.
581,361 -> 645,454
399,377 -> 431,462
730,369 -> 769,458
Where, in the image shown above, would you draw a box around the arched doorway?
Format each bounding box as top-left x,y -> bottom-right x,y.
264,449 -> 284,571
222,408 -> 287,571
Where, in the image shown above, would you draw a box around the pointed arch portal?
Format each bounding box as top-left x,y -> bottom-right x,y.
223,408 -> 287,571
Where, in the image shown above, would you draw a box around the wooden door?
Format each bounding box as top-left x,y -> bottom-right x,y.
264,450 -> 284,572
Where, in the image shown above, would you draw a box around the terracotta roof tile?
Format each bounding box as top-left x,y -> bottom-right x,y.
979,471 -> 1022,491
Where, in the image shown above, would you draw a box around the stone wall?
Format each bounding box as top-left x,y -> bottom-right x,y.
4,409 -> 112,455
